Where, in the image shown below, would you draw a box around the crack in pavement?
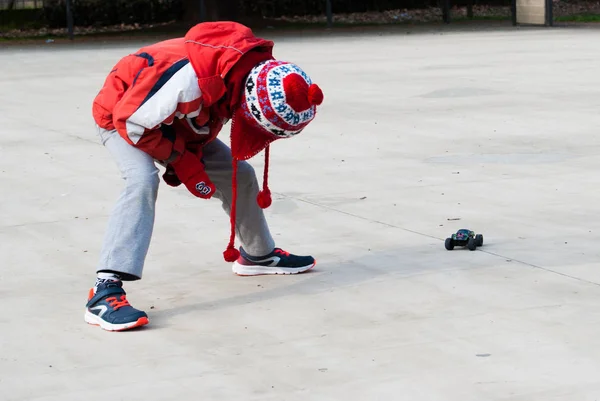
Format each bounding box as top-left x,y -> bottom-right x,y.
283,193 -> 600,288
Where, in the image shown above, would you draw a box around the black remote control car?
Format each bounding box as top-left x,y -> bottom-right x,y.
445,229 -> 483,251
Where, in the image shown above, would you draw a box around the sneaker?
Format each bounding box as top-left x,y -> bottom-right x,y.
84,281 -> 149,332
232,247 -> 316,276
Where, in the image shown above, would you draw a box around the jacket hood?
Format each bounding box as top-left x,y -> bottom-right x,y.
184,22 -> 274,107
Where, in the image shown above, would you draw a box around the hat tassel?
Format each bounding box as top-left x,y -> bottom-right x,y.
256,145 -> 272,209
223,159 -> 241,262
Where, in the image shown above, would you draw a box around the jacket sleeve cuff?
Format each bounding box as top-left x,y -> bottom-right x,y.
130,126 -> 187,163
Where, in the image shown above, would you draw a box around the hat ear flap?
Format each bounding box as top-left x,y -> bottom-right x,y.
230,100 -> 278,161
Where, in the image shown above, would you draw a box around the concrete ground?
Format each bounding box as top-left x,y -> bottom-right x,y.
2,23 -> 600,401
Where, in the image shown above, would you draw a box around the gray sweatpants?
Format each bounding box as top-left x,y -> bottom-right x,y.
96,128 -> 275,280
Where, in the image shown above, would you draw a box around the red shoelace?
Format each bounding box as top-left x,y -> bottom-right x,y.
105,295 -> 131,310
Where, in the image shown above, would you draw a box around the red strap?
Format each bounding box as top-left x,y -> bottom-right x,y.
223,159 -> 241,262
263,145 -> 270,191
256,146 -> 272,209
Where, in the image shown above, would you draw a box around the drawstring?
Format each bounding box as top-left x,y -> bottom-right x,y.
256,145 -> 272,208
263,145 -> 270,190
223,146 -> 272,262
223,159 -> 241,262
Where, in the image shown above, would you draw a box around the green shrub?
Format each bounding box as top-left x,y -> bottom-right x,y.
42,0 -> 182,28
0,8 -> 45,30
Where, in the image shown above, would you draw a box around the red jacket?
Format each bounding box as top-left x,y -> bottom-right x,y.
92,22 -> 274,163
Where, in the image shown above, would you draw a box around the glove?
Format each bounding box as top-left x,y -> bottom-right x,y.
170,150 -> 216,199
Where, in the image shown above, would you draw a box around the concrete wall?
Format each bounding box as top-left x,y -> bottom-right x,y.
517,0 -> 547,25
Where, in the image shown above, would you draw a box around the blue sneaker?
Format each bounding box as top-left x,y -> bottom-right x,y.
232,247 -> 316,276
84,281 -> 149,331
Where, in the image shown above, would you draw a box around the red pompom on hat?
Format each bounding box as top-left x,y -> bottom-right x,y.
223,60 -> 324,261
308,84 -> 324,106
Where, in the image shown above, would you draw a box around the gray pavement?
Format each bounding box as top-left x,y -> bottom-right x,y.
2,25 -> 600,400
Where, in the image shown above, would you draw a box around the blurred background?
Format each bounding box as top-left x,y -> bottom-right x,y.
1,0 -> 599,41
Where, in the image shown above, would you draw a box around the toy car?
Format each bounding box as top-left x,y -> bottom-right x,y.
445,229 -> 483,251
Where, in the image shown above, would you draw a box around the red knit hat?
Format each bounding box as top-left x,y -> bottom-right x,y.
222,60 -> 324,262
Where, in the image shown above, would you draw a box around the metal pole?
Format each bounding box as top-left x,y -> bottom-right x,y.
545,0 -> 553,26
65,0 -> 74,40
199,0 -> 206,22
442,0 -> 450,23
511,0 -> 517,25
326,0 -> 333,28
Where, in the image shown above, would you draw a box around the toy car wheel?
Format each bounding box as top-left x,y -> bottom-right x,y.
467,237 -> 477,251
445,238 -> 454,250
476,234 -> 483,247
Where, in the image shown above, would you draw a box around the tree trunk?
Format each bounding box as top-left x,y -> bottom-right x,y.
7,0 -> 17,11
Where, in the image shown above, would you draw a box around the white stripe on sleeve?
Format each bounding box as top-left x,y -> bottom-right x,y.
125,62 -> 201,144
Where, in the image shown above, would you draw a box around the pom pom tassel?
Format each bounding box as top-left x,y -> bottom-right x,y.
257,189 -> 272,209
224,159 -> 240,262
223,247 -> 241,262
257,145 -> 272,209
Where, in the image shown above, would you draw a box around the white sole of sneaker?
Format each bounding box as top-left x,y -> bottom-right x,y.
84,310 -> 149,332
232,261 -> 316,276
